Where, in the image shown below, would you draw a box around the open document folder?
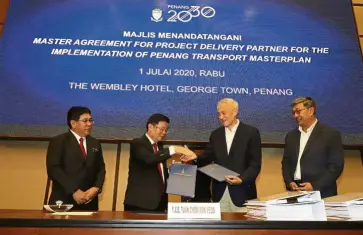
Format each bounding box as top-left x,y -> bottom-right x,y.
324,192 -> 363,206
166,163 -> 197,198
324,192 -> 363,220
198,163 -> 239,182
244,191 -> 326,221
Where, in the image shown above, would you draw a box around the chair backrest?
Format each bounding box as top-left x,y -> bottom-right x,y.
43,178 -> 52,207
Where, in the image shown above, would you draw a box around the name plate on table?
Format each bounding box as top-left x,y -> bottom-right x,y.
167,203 -> 221,220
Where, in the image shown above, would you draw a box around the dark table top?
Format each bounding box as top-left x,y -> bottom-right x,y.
0,210 -> 362,230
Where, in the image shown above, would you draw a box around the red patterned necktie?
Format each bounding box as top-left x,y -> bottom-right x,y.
79,137 -> 87,159
152,143 -> 158,153
152,143 -> 164,191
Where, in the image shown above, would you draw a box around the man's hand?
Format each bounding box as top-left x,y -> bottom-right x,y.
288,182 -> 299,191
84,187 -> 100,203
180,153 -> 197,163
174,146 -> 197,162
171,160 -> 181,165
225,175 -> 242,185
73,189 -> 87,204
297,182 -> 313,191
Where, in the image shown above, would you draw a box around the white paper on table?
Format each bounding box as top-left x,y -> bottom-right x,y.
51,212 -> 94,216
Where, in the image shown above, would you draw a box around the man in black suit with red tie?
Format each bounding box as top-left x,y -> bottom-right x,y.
124,113 -> 196,212
181,98 -> 262,212
46,106 -> 106,211
282,97 -> 344,198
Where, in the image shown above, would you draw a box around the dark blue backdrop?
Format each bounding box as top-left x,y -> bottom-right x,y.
0,0 -> 362,143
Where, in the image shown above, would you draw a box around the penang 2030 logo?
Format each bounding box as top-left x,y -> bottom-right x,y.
151,5 -> 216,23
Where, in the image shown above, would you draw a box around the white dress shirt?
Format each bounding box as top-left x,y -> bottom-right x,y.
294,119 -> 318,180
220,119 -> 240,207
225,119 -> 240,155
70,130 -> 87,155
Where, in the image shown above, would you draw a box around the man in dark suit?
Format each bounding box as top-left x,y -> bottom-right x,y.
282,97 -> 344,198
124,113 -> 196,212
181,98 -> 262,212
46,106 -> 106,211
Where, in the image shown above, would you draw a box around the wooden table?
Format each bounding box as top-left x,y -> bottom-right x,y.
0,210 -> 362,235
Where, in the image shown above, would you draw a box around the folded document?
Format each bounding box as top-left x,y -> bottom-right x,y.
198,163 -> 239,182
166,163 -> 197,198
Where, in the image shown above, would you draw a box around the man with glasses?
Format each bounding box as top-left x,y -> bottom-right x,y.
46,106 -> 106,210
124,113 -> 196,212
282,97 -> 344,198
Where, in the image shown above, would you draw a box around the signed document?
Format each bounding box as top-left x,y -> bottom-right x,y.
166,163 -> 197,198
198,163 -> 239,182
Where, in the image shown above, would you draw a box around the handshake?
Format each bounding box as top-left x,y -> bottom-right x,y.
173,145 -> 198,163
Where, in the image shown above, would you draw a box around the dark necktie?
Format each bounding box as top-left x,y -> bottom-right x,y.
152,143 -> 164,191
79,137 -> 87,159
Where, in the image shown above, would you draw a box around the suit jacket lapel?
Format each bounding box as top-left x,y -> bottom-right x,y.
157,142 -> 168,179
294,129 -> 301,162
301,122 -> 321,158
85,136 -> 95,162
228,124 -> 242,157
217,128 -> 228,159
301,122 -> 322,158
157,142 -> 163,154
142,134 -> 166,172
142,134 -> 154,153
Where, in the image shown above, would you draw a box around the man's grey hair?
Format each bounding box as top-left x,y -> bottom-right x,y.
218,98 -> 239,111
291,96 -> 317,114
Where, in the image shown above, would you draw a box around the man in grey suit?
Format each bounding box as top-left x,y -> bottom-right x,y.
46,106 -> 106,210
282,97 -> 344,198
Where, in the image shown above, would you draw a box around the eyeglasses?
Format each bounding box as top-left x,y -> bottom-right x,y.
292,108 -> 309,115
78,118 -> 94,124
155,125 -> 169,134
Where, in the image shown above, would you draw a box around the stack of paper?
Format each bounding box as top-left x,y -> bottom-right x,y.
244,201 -> 267,220
324,193 -> 363,220
244,191 -> 326,221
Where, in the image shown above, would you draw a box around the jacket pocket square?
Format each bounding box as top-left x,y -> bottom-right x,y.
92,148 -> 99,152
